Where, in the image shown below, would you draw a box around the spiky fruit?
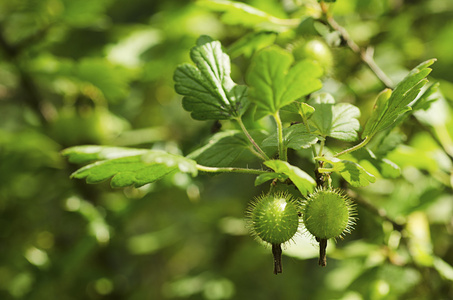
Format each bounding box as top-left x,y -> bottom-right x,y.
246,192 -> 300,274
247,193 -> 299,245
302,188 -> 356,240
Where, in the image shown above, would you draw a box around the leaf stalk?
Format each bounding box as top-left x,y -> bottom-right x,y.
334,136 -> 370,157
236,117 -> 270,161
196,164 -> 270,175
273,112 -> 287,161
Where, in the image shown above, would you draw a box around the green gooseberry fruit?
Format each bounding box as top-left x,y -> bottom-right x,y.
246,192 -> 300,274
247,192 -> 300,245
292,39 -> 334,74
302,188 -> 356,240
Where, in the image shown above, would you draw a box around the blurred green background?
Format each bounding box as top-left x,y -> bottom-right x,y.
0,0 -> 452,299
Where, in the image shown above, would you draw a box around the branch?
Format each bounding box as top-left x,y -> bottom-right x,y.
320,2 -> 394,88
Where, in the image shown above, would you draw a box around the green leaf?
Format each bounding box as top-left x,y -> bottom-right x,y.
412,82 -> 440,111
414,84 -> 449,127
299,103 -> 315,120
174,35 -> 249,120
281,102 -> 315,120
362,89 -> 392,138
247,46 -> 323,120
62,146 -> 197,188
316,156 -> 376,187
187,130 -> 266,167
308,93 -> 361,141
62,145 -> 149,164
261,124 -> 318,150
264,160 -> 316,195
362,59 -> 436,138
227,31 -> 277,58
197,0 -> 298,31
353,148 -> 401,179
254,172 -> 288,186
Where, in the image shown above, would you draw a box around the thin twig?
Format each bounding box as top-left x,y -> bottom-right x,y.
320,2 -> 394,88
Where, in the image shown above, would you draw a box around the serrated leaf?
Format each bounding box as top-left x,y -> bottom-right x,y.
414,84 -> 448,127
228,31 -> 277,58
362,89 -> 392,138
353,148 -> 401,179
281,102 -> 315,120
300,103 -> 315,120
63,146 -> 197,188
379,158 -> 401,178
187,130 -> 266,167
262,124 -> 318,150
174,35 -> 249,120
62,145 -> 149,164
316,156 -> 376,187
197,0 -> 298,31
308,93 -> 361,141
254,172 -> 288,186
264,160 -> 316,195
247,46 -> 323,120
412,82 -> 440,111
362,59 -> 435,138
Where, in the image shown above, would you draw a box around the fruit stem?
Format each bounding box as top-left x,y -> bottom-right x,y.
272,243 -> 283,274
317,238 -> 328,267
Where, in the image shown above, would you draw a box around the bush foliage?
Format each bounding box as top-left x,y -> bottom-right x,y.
1,0 -> 453,299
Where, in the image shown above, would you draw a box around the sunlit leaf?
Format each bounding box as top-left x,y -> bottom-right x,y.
62,146 -> 197,188
264,160 -> 316,195
197,0 -> 298,31
316,156 -> 376,187
308,93 -> 361,141
261,124 -> 319,151
254,172 -> 288,186
62,145 -> 148,164
353,148 -> 401,179
247,46 -> 323,119
227,31 -> 277,58
281,102 -> 315,120
174,35 -> 249,120
362,59 -> 436,138
188,130 -> 267,167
